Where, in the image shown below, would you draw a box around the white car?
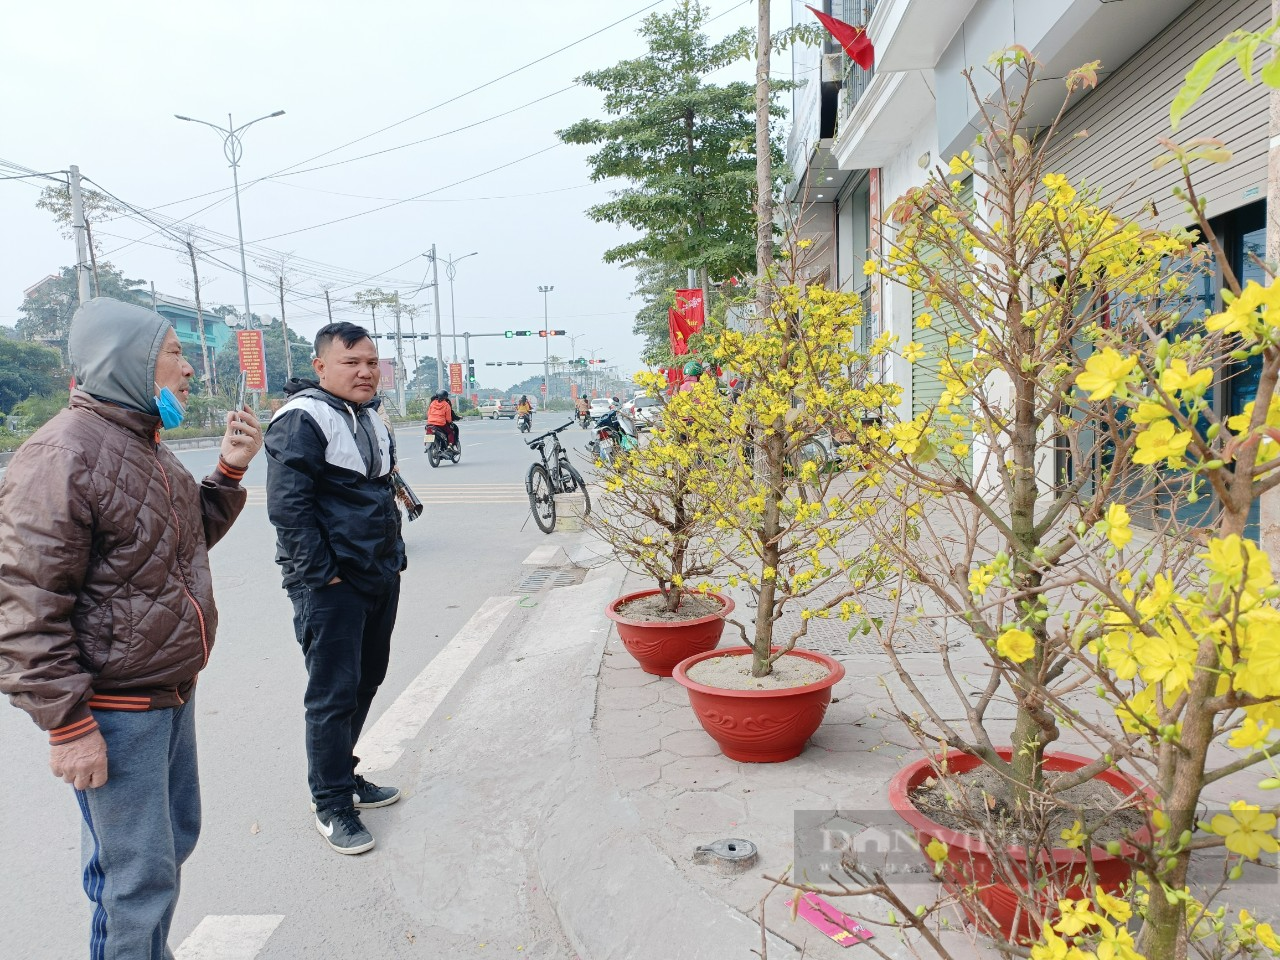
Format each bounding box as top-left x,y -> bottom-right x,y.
588,398 -> 614,418
629,395 -> 663,431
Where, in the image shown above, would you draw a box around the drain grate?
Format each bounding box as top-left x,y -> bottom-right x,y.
769,590 -> 959,659
513,566 -> 587,593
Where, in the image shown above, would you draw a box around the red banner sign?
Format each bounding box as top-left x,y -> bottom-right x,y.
668,288 -> 705,357
570,383 -> 579,399
236,330 -> 267,391
449,363 -> 463,394
377,359 -> 396,390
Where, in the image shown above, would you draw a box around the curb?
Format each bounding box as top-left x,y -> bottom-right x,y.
531,556 -> 800,959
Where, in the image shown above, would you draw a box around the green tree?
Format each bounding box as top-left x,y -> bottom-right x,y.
16,264 -> 149,349
558,0 -> 784,287
0,339 -> 63,411
213,318 -> 311,397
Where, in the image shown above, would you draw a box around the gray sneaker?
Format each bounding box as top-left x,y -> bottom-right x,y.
315,805 -> 375,855
354,774 -> 401,809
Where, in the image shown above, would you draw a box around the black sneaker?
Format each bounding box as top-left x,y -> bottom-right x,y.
354,774 -> 401,809
315,805 -> 375,855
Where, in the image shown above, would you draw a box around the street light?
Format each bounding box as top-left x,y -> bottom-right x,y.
538,285 -> 554,403
175,110 -> 285,331
444,251 -> 479,362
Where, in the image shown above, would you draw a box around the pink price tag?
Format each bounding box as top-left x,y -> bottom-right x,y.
786,893 -> 875,947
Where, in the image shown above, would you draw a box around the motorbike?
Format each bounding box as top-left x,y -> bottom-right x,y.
517,411 -> 533,433
587,409 -> 639,466
577,409 -> 592,429
424,423 -> 461,467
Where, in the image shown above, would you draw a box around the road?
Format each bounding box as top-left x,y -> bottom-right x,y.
0,414 -> 596,959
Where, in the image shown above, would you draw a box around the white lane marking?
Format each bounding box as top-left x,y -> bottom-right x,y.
176,915 -> 284,959
356,595 -> 519,773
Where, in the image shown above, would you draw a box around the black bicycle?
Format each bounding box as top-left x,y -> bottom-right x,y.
525,420 -> 591,534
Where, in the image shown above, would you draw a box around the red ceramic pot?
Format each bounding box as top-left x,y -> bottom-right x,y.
671,646 -> 844,763
888,748 -> 1148,942
605,589 -> 734,677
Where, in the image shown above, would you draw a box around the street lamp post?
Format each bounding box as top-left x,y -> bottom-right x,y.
444,251 -> 479,363
175,110 -> 285,333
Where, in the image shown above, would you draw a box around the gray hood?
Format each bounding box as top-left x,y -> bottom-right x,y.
68,297 -> 172,414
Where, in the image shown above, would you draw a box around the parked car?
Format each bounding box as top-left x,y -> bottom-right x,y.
588,398 -> 614,419
478,399 -> 516,419
629,395 -> 663,431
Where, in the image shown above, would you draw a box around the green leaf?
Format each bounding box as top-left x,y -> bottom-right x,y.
1171,40 -> 1245,130
1261,53 -> 1280,88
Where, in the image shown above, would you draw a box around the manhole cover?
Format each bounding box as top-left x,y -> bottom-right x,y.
513,567 -> 587,593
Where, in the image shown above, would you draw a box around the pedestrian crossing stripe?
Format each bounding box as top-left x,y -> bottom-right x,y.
176,915 -> 283,958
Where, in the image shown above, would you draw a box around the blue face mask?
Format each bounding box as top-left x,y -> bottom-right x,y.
155,387 -> 187,430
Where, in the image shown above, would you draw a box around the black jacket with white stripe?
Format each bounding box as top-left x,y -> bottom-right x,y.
265,379 -> 405,595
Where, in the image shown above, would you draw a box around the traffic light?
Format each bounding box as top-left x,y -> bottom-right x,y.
575,358 -> 587,366
538,330 -> 547,338
551,330 -> 566,336
514,330 -> 534,337
504,330 -> 514,338
467,360 -> 476,385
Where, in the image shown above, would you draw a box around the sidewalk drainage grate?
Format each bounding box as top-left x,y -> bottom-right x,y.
513,567 -> 587,593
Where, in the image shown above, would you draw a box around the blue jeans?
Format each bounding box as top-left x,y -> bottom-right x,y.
75,697 -> 199,960
288,578 -> 399,811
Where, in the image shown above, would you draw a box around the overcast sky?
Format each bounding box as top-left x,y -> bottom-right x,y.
0,0 -> 781,389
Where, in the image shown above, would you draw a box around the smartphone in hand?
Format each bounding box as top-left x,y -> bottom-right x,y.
233,371 -> 247,435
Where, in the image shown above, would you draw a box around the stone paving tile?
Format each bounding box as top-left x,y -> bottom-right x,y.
661,728 -> 723,758
661,755 -> 741,790
596,709 -> 661,734
745,786 -> 838,833
600,667 -> 661,688
657,682 -> 692,706
597,729 -> 663,760
606,756 -> 661,792
666,790 -> 747,834
657,705 -> 705,732
604,685 -> 661,710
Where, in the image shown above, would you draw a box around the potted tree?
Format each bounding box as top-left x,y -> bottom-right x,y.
588,410 -> 735,676
763,46 -> 1280,959
667,239 -> 900,762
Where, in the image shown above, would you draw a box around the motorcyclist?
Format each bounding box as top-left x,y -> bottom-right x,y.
516,395 -> 533,429
677,360 -> 703,394
575,396 -> 591,424
426,390 -> 458,448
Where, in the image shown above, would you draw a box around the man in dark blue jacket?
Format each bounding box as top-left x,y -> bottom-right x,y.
265,322 -> 405,855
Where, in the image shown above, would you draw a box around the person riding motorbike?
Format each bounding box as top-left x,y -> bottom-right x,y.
677,360 -> 703,394
425,390 -> 458,449
575,396 -> 591,426
516,396 -> 533,431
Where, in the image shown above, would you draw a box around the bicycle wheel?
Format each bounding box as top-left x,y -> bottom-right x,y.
560,458 -> 591,519
527,463 -> 557,534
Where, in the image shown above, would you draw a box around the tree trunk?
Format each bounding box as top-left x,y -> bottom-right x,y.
754,0 -> 773,281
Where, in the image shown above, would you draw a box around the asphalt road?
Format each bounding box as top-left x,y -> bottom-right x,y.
0,414 -> 597,959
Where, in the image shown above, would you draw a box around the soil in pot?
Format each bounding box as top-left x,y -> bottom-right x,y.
685,652 -> 829,690
911,766 -> 1146,850
615,593 -> 723,622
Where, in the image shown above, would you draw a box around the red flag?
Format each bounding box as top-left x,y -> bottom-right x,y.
667,288 -> 705,357
806,5 -> 874,70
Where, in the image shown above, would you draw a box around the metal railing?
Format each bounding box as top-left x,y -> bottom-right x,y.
837,1 -> 877,117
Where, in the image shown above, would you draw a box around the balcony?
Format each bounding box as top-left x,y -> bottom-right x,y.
867,0 -> 979,73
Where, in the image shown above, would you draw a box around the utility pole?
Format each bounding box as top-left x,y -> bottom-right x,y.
324,287 -> 333,322
68,165 -> 91,305
463,332 -> 472,404
429,244 -> 445,392
393,292 -> 407,415
278,274 -> 293,381
538,284 -> 554,404
186,241 -> 213,392
151,281 -> 158,311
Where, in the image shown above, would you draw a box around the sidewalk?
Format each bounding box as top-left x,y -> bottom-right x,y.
388,528 -> 1278,959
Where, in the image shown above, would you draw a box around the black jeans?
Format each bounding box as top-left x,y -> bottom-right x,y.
288,577 -> 400,812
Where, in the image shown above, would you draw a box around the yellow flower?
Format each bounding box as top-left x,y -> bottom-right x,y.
997,628 -> 1036,664
915,313 -> 933,329
948,151 -> 973,175
862,259 -> 877,277
1060,821 -> 1086,849
1093,886 -> 1132,923
1053,897 -> 1099,936
969,565 -> 995,596
1133,420 -> 1192,467
1227,718 -> 1274,750
1160,358 -> 1213,396
1257,920 -> 1280,953
924,838 -> 948,864
1132,401 -> 1173,424
1209,801 -> 1280,860
1077,349 -> 1137,401
902,341 -> 925,363
1103,503 -> 1133,550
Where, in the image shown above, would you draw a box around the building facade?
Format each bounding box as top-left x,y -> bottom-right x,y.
788,0 -> 1271,534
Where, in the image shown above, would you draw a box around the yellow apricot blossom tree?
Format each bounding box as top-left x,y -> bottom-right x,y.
674,232 -> 899,677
